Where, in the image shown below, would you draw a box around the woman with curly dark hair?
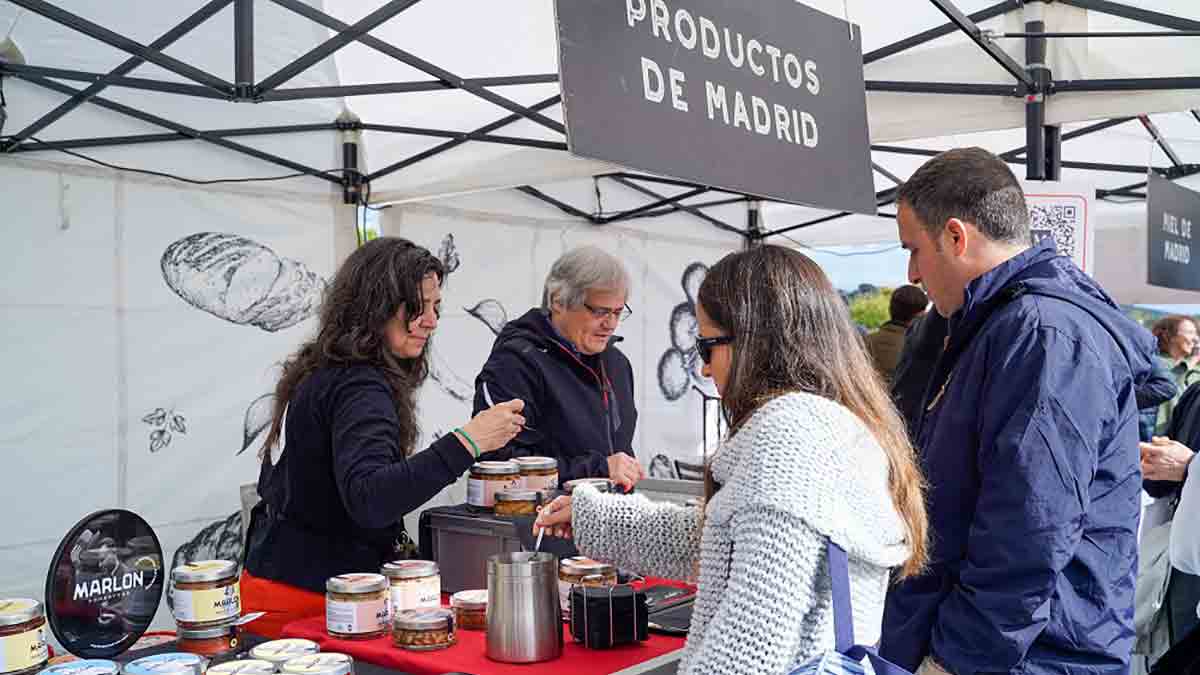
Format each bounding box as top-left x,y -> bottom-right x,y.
241,237 -> 525,636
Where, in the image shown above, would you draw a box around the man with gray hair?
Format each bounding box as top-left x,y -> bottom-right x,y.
879,148 -> 1157,675
473,246 -> 645,488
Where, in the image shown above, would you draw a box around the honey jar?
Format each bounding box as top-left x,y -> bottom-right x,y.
170,560 -> 241,630
514,456 -> 559,490
380,561 -> 440,616
466,461 -> 521,509
449,590 -> 487,632
325,574 -> 389,640
392,609 -> 456,651
0,599 -> 48,675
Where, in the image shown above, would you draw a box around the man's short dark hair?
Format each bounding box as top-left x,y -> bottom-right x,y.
890,284 -> 928,324
897,147 -> 1030,245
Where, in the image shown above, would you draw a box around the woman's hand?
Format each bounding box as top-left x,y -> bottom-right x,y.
460,399 -> 526,453
534,496 -> 574,539
1141,436 -> 1195,483
607,453 -> 647,490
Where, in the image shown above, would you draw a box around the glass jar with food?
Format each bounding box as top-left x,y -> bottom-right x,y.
493,489 -> 539,517
37,660 -> 120,675
380,561 -> 440,617
249,638 -> 320,670
562,478 -> 614,495
170,560 -> 241,630
325,574 -> 389,640
513,457 -> 559,491
122,653 -> 205,675
0,599 -> 48,675
449,590 -> 487,632
392,609 -> 456,651
466,461 -> 521,510
280,654 -> 353,675
557,558 -> 617,614
176,622 -> 239,658
207,661 -> 278,675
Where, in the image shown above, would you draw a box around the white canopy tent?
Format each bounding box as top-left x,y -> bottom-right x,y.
2,0 -> 1199,636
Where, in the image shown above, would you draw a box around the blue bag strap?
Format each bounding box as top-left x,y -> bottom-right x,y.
828,539 -> 916,675
828,539 -> 854,653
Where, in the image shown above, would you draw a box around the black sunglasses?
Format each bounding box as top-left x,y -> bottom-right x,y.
696,335 -> 734,364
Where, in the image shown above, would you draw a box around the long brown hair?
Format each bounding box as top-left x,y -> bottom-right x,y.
261,237 -> 445,460
697,245 -> 928,578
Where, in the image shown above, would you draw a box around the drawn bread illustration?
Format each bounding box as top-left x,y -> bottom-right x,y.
161,232 -> 324,332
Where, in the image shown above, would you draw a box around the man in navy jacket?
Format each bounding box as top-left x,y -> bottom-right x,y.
880,148 -> 1157,675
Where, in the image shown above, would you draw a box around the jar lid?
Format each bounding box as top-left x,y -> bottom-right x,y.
0,598 -> 44,626
559,557 -> 616,576
38,660 -> 120,675
176,621 -> 237,639
393,608 -> 453,631
562,478 -> 614,493
380,560 -> 438,580
123,653 -> 204,675
494,488 -> 538,503
280,654 -> 353,675
325,573 -> 387,594
171,560 -> 238,583
513,456 -> 557,471
449,590 -> 487,610
249,639 -> 320,663
470,460 -> 519,475
207,661 -> 277,675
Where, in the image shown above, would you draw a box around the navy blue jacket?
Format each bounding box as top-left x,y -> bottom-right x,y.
472,309 -> 637,483
881,240 -> 1155,675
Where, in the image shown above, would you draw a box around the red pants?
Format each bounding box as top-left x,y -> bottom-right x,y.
240,570 -> 325,639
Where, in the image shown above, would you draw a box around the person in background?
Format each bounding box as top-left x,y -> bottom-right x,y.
879,148 -> 1156,675
1151,315 -> 1200,435
535,245 -> 928,675
241,237 -> 526,637
865,284 -> 928,383
473,246 -> 644,489
889,310 -> 948,440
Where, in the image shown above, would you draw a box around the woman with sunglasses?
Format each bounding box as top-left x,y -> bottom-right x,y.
535,245 -> 928,675
473,246 -> 645,489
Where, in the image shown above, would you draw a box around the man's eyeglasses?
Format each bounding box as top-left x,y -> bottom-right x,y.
696,335 -> 734,364
582,302 -> 633,322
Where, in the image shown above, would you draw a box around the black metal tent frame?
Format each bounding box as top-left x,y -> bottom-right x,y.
1,0 -> 1199,243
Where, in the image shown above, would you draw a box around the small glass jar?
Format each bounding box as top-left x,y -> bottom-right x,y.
170,560 -> 241,630
0,598 -> 49,675
279,654 -> 353,675
562,478 -> 614,494
557,558 -> 617,614
207,661 -> 277,675
392,609 -> 456,651
176,622 -> 239,658
38,660 -> 120,675
380,561 -> 440,617
325,574 -> 389,640
514,457 -> 559,491
249,639 -> 320,671
466,461 -> 521,509
122,653 -> 205,675
449,590 -> 487,632
493,489 -> 539,517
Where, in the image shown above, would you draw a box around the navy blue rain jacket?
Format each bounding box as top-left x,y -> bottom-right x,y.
472,309 -> 637,483
881,240 -> 1155,675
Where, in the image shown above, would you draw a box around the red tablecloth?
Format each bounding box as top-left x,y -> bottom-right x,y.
280,579 -> 693,675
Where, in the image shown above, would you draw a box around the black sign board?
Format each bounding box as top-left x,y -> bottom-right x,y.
1148,174 -> 1200,291
554,0 -> 876,214
45,510 -> 164,658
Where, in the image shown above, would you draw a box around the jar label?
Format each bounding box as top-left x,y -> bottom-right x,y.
326,597 -> 389,635
0,626 -> 48,673
172,583 -> 241,622
466,476 -> 522,507
521,473 -> 559,491
389,576 -> 441,616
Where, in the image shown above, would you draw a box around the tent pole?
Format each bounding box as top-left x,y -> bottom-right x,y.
746,200 -> 762,248
1024,0 -> 1049,180
7,123 -> 338,153
863,0 -> 1021,64
234,0 -> 254,99
606,176 -> 746,237
927,0 -> 1032,87
1055,0 -> 1200,32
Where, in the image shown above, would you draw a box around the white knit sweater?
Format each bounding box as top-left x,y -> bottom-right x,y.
572,392 -> 911,675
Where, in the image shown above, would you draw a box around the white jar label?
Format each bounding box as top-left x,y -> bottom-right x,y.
0,626 -> 48,673
389,577 -> 441,615
467,477 -> 522,507
172,584 -> 241,622
522,473 -> 558,491
325,597 -> 389,635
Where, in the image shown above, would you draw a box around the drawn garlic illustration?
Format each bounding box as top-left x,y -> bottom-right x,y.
657,262 -> 710,401
142,407 -> 187,453
161,232 -> 325,332
465,299 -> 509,336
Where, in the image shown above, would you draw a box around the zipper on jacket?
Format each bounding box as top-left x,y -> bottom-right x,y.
554,343 -> 617,456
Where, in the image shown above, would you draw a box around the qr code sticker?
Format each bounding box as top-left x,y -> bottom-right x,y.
1029,204 -> 1078,258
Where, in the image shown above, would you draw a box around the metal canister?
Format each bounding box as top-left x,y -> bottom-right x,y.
485,552 -> 562,663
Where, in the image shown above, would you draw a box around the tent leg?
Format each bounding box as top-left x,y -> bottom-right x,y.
1024,1 -> 1050,181
746,201 -> 762,249
234,0 -> 254,99
1044,125 -> 1062,181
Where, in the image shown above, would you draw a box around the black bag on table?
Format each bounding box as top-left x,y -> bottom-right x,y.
569,584 -> 649,649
